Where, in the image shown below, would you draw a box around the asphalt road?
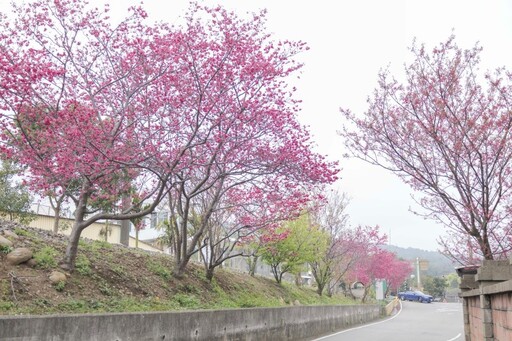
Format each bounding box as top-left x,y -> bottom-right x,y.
312,301 -> 464,341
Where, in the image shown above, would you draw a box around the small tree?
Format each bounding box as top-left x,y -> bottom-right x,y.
326,225 -> 387,297
423,276 -> 448,298
45,181 -> 80,234
260,214 -> 328,284
445,272 -> 461,289
309,190 -> 350,295
382,255 -> 413,296
47,191 -> 67,234
0,160 -> 34,224
129,192 -> 150,249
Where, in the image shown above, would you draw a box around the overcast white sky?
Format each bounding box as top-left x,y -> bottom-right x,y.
3,1 -> 512,251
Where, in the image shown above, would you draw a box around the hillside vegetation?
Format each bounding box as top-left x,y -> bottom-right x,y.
382,245 -> 457,276
0,221 -> 354,315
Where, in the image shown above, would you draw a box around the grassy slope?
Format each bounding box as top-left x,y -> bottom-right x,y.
0,222 -> 355,315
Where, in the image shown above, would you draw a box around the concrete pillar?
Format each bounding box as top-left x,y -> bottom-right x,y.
480,294 -> 493,340
462,297 -> 471,341
457,267 -> 479,341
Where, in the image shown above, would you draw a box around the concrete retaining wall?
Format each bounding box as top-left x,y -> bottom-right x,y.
384,298 -> 399,316
0,305 -> 381,341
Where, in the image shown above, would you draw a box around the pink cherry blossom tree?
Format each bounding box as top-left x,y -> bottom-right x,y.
333,225 -> 387,298
347,248 -> 410,302
383,255 -> 413,296
341,35 -> 512,265
0,0 -> 194,270
160,4 -> 338,278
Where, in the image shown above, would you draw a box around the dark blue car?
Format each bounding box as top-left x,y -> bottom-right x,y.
398,290 -> 433,303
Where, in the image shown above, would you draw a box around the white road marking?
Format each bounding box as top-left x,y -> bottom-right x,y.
436,308 -> 461,313
446,333 -> 462,341
312,300 -> 403,340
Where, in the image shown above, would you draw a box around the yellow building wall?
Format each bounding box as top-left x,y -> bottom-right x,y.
27,214 -> 162,253
128,237 -> 163,253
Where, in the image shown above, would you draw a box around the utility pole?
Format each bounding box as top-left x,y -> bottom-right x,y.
416,257 -> 421,288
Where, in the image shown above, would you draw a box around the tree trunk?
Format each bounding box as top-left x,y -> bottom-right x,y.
61,223 -> 82,271
270,264 -> 281,283
119,194 -> 130,246
60,190 -> 88,271
361,285 -> 370,303
478,234 -> 494,260
205,267 -> 214,282
53,209 -> 61,234
317,283 -> 325,296
344,285 -> 356,300
50,195 -> 64,234
295,273 -> 302,287
103,220 -> 109,242
327,281 -> 336,297
173,255 -> 190,279
247,255 -> 258,276
311,264 -> 331,297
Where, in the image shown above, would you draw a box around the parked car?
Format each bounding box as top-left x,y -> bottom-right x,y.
397,290 -> 433,303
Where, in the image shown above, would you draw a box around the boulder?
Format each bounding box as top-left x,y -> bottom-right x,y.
49,271 -> 67,284
6,248 -> 33,265
3,230 -> 19,240
26,258 -> 37,268
0,235 -> 13,247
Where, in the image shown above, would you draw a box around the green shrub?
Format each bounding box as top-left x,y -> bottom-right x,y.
78,239 -> 112,254
92,240 -> 112,250
57,300 -> 87,312
98,282 -> 114,296
34,298 -> 51,308
0,300 -> 14,311
173,293 -> 200,309
147,261 -> 171,280
75,255 -> 92,276
0,245 -> 12,254
54,281 -> 66,292
13,228 -> 31,237
111,265 -> 127,277
33,246 -> 58,269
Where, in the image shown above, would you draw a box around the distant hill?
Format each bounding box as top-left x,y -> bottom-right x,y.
382,244 -> 458,276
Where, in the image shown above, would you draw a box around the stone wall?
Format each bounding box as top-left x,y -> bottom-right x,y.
458,259 -> 512,341
0,304 -> 382,341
